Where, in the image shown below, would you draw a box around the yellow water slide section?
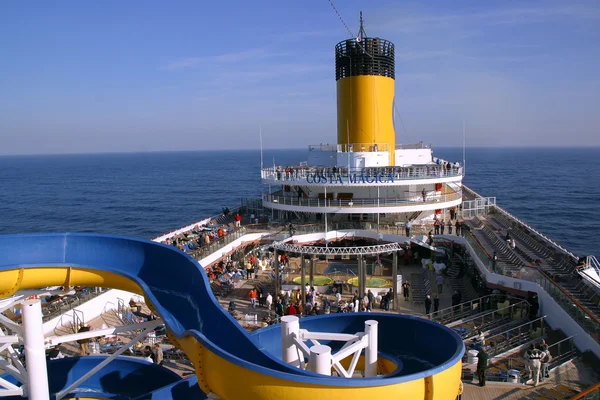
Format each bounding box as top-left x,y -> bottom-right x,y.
337,74 -> 396,165
0,266 -> 461,400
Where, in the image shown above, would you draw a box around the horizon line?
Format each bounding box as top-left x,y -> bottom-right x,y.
1,144 -> 599,158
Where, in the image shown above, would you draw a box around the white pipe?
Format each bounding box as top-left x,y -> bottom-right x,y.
281,316 -> 301,367
21,299 -> 50,400
308,345 -> 332,375
364,320 -> 378,377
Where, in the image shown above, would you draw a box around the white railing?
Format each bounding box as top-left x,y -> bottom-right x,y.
261,165 -> 462,183
308,143 -> 390,152
588,256 -> 600,275
263,191 -> 461,208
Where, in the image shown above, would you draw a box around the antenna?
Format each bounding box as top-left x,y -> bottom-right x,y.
462,120 -> 466,176
358,11 -> 367,41
259,124 -> 264,170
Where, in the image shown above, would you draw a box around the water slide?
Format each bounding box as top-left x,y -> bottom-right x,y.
0,233 -> 464,399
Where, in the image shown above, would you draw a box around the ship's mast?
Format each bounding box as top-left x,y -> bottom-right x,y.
357,11 -> 367,41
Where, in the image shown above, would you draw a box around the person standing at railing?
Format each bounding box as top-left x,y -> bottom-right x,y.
434,219 -> 441,235
529,344 -> 545,386
491,252 -> 498,273
440,220 -> 446,235
433,295 -> 439,313
539,340 -> 551,381
476,347 -> 489,387
405,219 -> 412,237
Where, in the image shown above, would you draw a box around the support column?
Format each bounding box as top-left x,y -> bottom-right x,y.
364,320 -> 379,377
22,299 -> 50,400
273,250 -> 279,299
392,251 -> 398,311
300,256 -> 306,314
281,316 -> 301,367
309,256 -> 314,289
357,255 -> 363,297
359,258 -> 367,299
308,345 -> 332,375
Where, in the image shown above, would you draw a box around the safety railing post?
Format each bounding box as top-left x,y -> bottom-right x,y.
308,345 -> 332,375
281,316 -> 301,367
22,300 -> 50,400
364,320 -> 378,377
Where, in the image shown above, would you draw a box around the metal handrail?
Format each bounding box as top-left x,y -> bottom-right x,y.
450,300 -> 530,333
262,191 -> 461,208
261,164 -> 463,182
464,224 -> 600,344
491,205 -> 576,259
73,309 -> 84,330
570,381 -> 600,400
428,294 -> 515,323
536,267 -> 600,326
482,316 -> 546,357
102,301 -> 116,315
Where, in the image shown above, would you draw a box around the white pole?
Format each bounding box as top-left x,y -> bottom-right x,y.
281,316 -> 301,367
462,120 -> 466,176
21,299 -> 50,400
308,345 -> 332,375
324,186 -> 328,249
260,124 -> 264,170
364,320 -> 378,377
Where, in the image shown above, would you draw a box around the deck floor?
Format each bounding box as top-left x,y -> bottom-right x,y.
462,358 -> 598,399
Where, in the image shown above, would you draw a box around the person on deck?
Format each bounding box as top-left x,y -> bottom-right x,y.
476,347 -> 489,387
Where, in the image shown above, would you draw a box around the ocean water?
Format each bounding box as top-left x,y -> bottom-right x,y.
0,147 -> 598,257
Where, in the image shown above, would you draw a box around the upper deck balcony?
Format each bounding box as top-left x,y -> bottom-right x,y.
261,163 -> 463,187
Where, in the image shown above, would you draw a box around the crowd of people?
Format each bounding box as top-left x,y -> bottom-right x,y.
268,162 -> 462,182
163,222 -> 234,254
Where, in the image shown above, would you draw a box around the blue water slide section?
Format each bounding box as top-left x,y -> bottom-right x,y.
132,376 -> 207,400
0,233 -> 464,393
0,356 -> 182,399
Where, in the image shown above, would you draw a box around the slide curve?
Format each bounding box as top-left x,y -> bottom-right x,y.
0,233 -> 463,399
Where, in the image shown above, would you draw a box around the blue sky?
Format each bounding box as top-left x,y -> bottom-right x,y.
1,0 -> 599,155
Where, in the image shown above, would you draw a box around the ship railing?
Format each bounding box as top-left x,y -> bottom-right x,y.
396,142 -> 431,150
536,268 -> 600,344
260,165 -> 463,182
448,300 -> 531,337
262,191 -> 462,208
471,316 -> 547,360
308,143 -> 390,152
581,256 -> 600,290
427,294 -> 518,325
570,380 -> 600,399
464,335 -> 576,383
464,229 -> 600,345
190,226 -> 248,260
490,204 -> 577,260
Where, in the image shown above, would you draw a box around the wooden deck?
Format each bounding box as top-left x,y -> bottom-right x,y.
461,358 -> 598,399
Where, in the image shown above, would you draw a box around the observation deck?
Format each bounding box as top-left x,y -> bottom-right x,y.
262,184 -> 462,214
261,164 -> 462,187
